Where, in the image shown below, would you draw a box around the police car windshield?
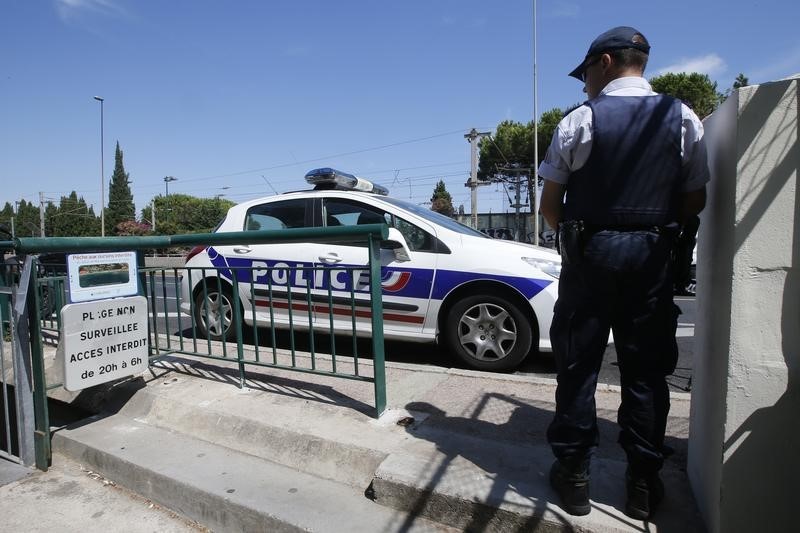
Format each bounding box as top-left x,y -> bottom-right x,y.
379,196 -> 487,237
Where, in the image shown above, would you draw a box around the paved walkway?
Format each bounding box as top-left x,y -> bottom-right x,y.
0,454 -> 207,532
20,350 -> 701,532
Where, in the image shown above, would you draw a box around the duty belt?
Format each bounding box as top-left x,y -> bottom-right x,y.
583,224 -> 671,233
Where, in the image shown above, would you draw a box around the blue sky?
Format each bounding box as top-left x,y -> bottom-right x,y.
2,0 -> 799,219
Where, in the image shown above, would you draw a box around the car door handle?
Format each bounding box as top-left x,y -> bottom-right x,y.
318,253 -> 343,264
233,246 -> 252,254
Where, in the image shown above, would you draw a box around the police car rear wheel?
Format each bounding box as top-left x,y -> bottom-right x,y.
445,295 -> 532,371
194,285 -> 236,342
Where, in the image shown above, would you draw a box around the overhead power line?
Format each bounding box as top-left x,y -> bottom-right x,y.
176,129 -> 470,184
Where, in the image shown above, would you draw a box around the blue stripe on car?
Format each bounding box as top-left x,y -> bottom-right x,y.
206,248 -> 552,301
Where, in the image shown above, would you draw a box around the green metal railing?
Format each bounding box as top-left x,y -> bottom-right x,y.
150,263 -> 383,384
1,224 -> 390,469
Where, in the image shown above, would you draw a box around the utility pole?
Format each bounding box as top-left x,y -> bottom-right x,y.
38,192 -> 46,237
12,200 -> 19,239
464,128 -> 491,229
164,176 -> 177,196
503,167 -> 529,241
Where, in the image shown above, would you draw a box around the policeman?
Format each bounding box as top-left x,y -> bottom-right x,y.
538,26 -> 709,519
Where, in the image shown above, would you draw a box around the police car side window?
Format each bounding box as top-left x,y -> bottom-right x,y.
244,199 -> 306,231
392,216 -> 435,252
323,200 -> 387,227
321,199 -> 388,247
321,198 -> 436,252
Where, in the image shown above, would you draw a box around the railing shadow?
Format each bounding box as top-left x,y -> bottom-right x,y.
147,354 -> 376,416
392,392 -> 688,532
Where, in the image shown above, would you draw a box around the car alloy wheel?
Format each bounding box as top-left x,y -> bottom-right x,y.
194,285 -> 236,342
445,294 -> 532,371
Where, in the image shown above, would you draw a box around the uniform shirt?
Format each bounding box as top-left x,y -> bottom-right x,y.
538,77 -> 710,192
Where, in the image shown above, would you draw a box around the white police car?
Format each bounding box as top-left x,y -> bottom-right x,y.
181,168 -> 560,371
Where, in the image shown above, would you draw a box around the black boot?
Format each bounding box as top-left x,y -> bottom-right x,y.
625,468 -> 664,520
549,459 -> 591,516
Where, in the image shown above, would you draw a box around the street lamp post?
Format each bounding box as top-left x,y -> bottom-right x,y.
164,176 -> 177,196
531,0 -> 539,246
93,96 -> 105,237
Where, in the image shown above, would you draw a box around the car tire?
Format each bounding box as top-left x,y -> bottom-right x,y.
444,294 -> 533,371
193,282 -> 238,342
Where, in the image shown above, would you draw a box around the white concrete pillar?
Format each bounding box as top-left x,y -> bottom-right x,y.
688,76 -> 799,533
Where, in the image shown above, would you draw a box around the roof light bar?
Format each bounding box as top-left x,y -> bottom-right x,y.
304,167 -> 389,196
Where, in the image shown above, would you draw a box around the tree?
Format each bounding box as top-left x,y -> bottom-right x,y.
478,120 -> 534,183
649,72 -> 723,120
477,113 -> 562,214
430,180 -> 454,217
50,192 -> 100,236
536,108 -> 564,164
106,141 -> 136,235
43,202 -> 58,237
0,202 -> 14,232
142,194 -> 234,235
733,73 -> 749,90
14,200 -> 41,237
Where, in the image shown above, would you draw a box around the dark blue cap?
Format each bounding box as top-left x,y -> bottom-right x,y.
569,26 -> 650,80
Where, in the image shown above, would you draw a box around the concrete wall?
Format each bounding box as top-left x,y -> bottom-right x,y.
688,76 -> 799,532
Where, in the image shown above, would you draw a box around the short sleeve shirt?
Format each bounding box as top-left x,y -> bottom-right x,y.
537,77 -> 710,192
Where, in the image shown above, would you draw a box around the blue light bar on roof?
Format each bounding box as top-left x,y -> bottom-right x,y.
304,167 -> 389,196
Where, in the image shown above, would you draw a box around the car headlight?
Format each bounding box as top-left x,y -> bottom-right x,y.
522,257 -> 561,279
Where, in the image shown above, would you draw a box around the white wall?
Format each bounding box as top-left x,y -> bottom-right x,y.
689,76 -> 799,532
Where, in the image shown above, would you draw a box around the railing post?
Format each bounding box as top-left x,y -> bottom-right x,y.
11,257 -> 35,467
25,258 -> 50,470
367,233 -> 387,417
231,269 -> 245,388
11,257 -> 47,469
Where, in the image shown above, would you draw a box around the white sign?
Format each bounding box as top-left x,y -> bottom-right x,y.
67,251 -> 139,303
61,295 -> 149,391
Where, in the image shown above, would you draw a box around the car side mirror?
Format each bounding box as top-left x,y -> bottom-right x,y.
382,227 -> 412,262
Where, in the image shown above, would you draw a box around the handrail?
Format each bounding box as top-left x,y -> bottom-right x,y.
10,224 -> 389,254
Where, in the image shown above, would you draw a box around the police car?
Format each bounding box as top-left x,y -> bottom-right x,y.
181,168 -> 560,371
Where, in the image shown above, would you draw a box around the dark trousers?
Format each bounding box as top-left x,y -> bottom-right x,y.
547,229 -> 680,476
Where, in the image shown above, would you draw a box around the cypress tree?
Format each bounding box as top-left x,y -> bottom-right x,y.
106,141 -> 136,234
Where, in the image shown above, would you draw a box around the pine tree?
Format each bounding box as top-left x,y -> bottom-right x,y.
733,73 -> 749,90
106,141 -> 136,235
430,180 -> 455,217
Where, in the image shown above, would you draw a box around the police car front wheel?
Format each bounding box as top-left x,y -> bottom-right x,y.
444,294 -> 532,371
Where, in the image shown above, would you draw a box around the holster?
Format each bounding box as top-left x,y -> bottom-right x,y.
557,220 -> 585,265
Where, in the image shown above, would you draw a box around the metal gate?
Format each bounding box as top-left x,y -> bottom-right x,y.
1,255 -> 49,469
2,223 -> 389,471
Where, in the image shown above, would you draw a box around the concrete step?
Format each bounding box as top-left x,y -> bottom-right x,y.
106,378 -> 391,490
49,357 -> 701,532
52,414 -> 455,533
